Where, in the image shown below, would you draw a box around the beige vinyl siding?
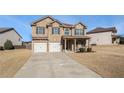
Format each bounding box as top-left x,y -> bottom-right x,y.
0,30 -> 22,46
87,32 -> 112,45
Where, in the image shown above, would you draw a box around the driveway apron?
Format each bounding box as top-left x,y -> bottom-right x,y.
14,53 -> 101,78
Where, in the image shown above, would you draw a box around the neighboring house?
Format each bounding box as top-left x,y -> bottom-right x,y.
0,27 -> 22,46
119,35 -> 124,44
31,16 -> 90,53
87,27 -> 119,45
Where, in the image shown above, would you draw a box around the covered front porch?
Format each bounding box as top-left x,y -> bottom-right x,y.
62,36 -> 90,52
112,35 -> 120,44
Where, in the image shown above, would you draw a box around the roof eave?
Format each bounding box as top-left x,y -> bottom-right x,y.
31,16 -> 60,26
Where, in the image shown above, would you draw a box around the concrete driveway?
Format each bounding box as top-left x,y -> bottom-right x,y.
14,53 -> 101,78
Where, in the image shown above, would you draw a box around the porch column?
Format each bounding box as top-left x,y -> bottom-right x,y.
88,39 -> 90,48
64,39 -> 67,52
47,41 -> 49,52
71,41 -> 74,51
74,39 -> 76,52
86,39 -> 90,48
32,41 -> 34,53
68,40 -> 70,51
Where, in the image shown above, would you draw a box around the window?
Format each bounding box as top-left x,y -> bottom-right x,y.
36,27 -> 45,34
75,29 -> 84,35
18,38 -> 21,42
64,28 -> 69,35
52,27 -> 60,34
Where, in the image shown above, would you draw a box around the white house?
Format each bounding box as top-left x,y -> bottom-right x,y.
87,27 -> 119,45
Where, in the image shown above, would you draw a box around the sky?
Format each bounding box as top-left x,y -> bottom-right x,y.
0,15 -> 124,41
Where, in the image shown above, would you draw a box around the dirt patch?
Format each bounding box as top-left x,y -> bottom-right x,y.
0,49 -> 31,78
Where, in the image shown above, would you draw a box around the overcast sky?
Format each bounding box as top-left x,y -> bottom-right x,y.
0,15 -> 124,41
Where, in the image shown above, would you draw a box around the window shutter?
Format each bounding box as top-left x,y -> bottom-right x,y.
75,29 -> 76,35
58,28 -> 60,34
43,27 -> 45,34
83,29 -> 84,35
36,27 -> 38,34
52,28 -> 53,34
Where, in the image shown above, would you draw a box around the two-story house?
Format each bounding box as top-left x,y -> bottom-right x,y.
31,16 -> 90,53
87,27 -> 119,45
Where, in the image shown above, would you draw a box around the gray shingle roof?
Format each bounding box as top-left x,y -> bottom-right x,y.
87,27 -> 117,34
0,28 -> 14,33
0,27 -> 22,38
31,16 -> 86,28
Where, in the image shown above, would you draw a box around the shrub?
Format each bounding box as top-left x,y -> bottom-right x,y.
0,46 -> 4,50
91,44 -> 97,46
4,40 -> 14,50
79,48 -> 85,52
87,47 -> 92,52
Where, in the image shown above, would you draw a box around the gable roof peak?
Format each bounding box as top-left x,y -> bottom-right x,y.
74,22 -> 87,29
31,16 -> 53,25
31,16 -> 63,26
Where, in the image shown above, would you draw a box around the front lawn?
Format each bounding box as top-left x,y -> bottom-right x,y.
68,45 -> 124,78
0,49 -> 31,77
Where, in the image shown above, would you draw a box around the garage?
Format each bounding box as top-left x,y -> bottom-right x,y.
34,43 -> 47,53
49,43 -> 61,52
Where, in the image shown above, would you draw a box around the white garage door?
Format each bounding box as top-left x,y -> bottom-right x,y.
49,43 -> 61,52
34,43 -> 47,53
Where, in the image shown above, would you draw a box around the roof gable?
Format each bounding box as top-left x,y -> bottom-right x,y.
31,16 -> 62,26
74,22 -> 87,29
0,27 -> 22,38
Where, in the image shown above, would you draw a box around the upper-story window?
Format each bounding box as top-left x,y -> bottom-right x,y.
36,27 -> 45,34
52,27 -> 60,34
64,28 -> 70,35
75,29 -> 84,35
18,38 -> 21,42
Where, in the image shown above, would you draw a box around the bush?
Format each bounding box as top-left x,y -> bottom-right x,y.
79,48 -> 85,52
91,44 -> 97,46
87,47 -> 92,52
0,46 -> 4,50
4,40 -> 14,50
